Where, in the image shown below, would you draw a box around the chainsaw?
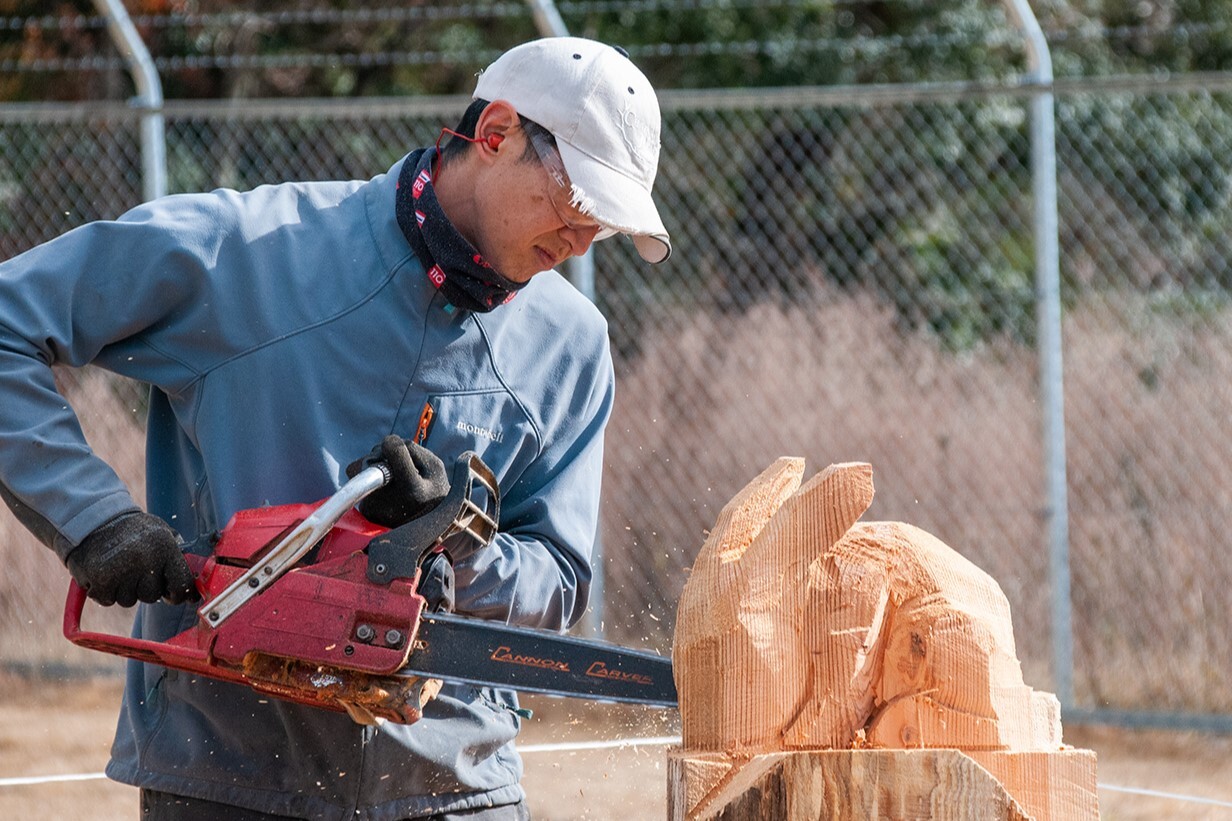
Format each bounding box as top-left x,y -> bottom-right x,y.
64,452 -> 676,725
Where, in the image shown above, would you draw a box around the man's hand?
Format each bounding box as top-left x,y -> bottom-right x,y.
66,512 -> 199,607
346,435 -> 449,528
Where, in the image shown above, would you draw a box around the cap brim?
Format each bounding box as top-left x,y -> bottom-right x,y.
556,141 -> 672,264
632,232 -> 671,264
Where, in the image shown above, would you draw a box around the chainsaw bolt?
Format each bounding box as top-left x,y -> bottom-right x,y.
385,629 -> 403,647
207,611 -> 219,622
356,624 -> 376,642
344,645 -> 354,656
374,563 -> 387,576
247,578 -> 260,588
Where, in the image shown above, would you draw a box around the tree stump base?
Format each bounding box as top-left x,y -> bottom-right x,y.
667,747 -> 1099,821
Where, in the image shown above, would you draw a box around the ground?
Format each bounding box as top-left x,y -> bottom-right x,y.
1,674 -> 1230,820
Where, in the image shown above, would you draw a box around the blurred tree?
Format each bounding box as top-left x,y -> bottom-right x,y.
0,0 -> 119,101
3,1 -> 1231,101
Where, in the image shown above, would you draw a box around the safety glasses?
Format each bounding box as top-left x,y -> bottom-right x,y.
525,127 -> 615,240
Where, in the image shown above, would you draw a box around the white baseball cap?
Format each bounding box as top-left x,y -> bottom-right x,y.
474,37 -> 672,264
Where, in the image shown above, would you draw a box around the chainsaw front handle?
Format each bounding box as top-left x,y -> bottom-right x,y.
366,452 -> 500,585
199,464 -> 391,627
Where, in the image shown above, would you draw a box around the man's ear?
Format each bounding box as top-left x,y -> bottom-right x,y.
473,100 -> 521,159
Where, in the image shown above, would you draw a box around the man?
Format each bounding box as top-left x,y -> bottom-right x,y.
0,37 -> 670,820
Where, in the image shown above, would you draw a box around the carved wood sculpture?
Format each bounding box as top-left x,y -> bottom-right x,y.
669,459 -> 1097,820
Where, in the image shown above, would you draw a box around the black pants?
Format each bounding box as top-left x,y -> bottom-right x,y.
140,789 -> 531,821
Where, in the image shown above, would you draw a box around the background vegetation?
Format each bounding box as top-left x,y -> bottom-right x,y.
4,1 -> 1232,350
2,1 -> 1232,101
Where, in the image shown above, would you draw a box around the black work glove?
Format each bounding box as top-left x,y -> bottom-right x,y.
346,435 -> 449,528
66,511 -> 199,607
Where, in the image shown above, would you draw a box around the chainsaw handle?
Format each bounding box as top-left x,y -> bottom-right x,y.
63,552 -> 210,665
65,551 -> 209,614
366,452 -> 500,586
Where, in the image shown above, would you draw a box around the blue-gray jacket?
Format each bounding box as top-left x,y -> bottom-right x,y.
0,154 -> 614,819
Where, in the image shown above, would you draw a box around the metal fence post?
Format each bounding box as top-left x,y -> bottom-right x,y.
92,0 -> 166,201
1002,0 -> 1071,710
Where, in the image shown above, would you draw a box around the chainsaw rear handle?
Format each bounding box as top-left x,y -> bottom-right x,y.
63,551 -> 212,665
64,451 -> 496,652
66,463 -> 389,627
64,463 -> 390,644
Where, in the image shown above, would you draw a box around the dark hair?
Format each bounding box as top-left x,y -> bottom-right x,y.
439,98 -> 553,166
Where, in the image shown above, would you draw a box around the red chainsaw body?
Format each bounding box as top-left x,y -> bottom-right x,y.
63,500 -> 433,720
196,503 -> 423,676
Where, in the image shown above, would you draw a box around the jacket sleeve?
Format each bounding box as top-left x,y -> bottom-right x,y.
450,333 -> 615,633
0,200 -> 215,560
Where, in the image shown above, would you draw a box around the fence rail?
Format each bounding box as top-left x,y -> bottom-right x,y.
2,74 -> 1231,731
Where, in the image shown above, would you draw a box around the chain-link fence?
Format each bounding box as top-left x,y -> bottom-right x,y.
2,76 -> 1231,726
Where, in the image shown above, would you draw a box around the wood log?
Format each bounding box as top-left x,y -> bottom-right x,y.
669,459 -> 1098,820
667,748 -> 1099,821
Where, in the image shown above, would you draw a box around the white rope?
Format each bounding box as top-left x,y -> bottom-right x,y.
520,737 -> 1232,813
1097,783 -> 1232,809
519,735 -> 681,753
4,739 -> 1232,814
0,738 -> 685,787
0,772 -> 107,787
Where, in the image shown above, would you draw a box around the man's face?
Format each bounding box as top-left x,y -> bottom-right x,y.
470,128 -> 603,283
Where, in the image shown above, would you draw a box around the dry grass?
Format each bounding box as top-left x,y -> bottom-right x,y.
602,291 -> 1048,659
602,287 -> 1232,713
1062,295 -> 1232,711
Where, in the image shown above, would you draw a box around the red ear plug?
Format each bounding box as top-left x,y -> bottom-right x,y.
434,127 -> 506,170
437,127 -> 505,151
